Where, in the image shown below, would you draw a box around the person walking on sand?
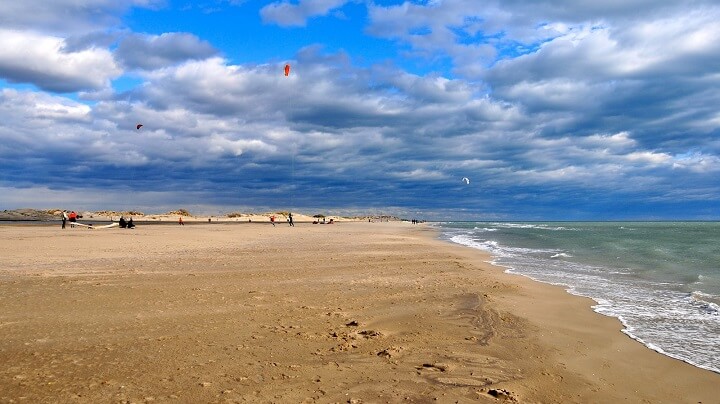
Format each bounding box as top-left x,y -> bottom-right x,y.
61,210 -> 68,229
179,216 -> 184,225
270,215 -> 276,227
288,212 -> 294,227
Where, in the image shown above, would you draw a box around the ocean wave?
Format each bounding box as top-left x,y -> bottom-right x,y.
449,234 -> 501,253
473,227 -> 498,232
449,234 -> 562,258
488,222 -> 579,231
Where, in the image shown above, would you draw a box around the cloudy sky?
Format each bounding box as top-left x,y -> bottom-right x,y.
1,0 -> 718,219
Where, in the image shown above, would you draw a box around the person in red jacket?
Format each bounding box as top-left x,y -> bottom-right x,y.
68,211 -> 78,228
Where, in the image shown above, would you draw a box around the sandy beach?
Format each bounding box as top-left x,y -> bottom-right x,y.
0,221 -> 717,403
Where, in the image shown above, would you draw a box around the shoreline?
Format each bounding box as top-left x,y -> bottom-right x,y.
1,222 -> 717,402
443,242 -> 720,376
432,221 -> 720,377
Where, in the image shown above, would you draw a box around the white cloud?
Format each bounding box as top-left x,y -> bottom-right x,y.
0,29 -> 121,92
0,88 -> 92,136
208,135 -> 277,157
366,1 -> 720,82
625,151 -> 672,165
393,168 -> 447,181
260,0 -> 350,27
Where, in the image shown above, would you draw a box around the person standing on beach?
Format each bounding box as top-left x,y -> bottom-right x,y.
61,210 -> 68,229
68,211 -> 77,228
179,216 -> 184,225
270,215 -> 276,227
288,212 -> 294,227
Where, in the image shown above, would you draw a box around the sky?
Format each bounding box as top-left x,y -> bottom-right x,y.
1,0 -> 719,220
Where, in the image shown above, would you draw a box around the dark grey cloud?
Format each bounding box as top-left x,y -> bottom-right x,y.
115,33 -> 219,70
62,31 -> 121,53
119,50 -> 718,203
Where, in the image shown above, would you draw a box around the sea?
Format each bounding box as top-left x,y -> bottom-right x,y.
433,221 -> 720,374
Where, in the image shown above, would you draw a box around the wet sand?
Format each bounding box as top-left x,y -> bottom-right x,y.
0,222 -> 717,403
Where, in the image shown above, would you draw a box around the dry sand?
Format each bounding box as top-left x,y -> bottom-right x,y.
0,222 -> 717,403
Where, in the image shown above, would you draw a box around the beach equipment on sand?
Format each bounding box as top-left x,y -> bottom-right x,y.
68,222 -> 120,229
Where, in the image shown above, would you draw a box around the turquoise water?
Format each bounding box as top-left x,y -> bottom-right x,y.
434,222 -> 720,374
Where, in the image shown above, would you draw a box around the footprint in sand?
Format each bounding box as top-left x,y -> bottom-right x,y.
417,362 -> 453,372
376,346 -> 404,359
483,388 -> 518,402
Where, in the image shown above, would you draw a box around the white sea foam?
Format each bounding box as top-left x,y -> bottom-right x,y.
449,234 -> 560,258
690,291 -> 720,314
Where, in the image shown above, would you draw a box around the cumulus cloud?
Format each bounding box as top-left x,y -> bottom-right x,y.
115,33 -> 219,70
0,1 -> 154,92
0,29 -> 121,92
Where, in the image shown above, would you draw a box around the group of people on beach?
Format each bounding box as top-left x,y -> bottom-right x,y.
61,210 -> 79,228
60,211 -> 305,228
269,212 -> 294,227
60,210 -> 136,229
118,216 -> 135,228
